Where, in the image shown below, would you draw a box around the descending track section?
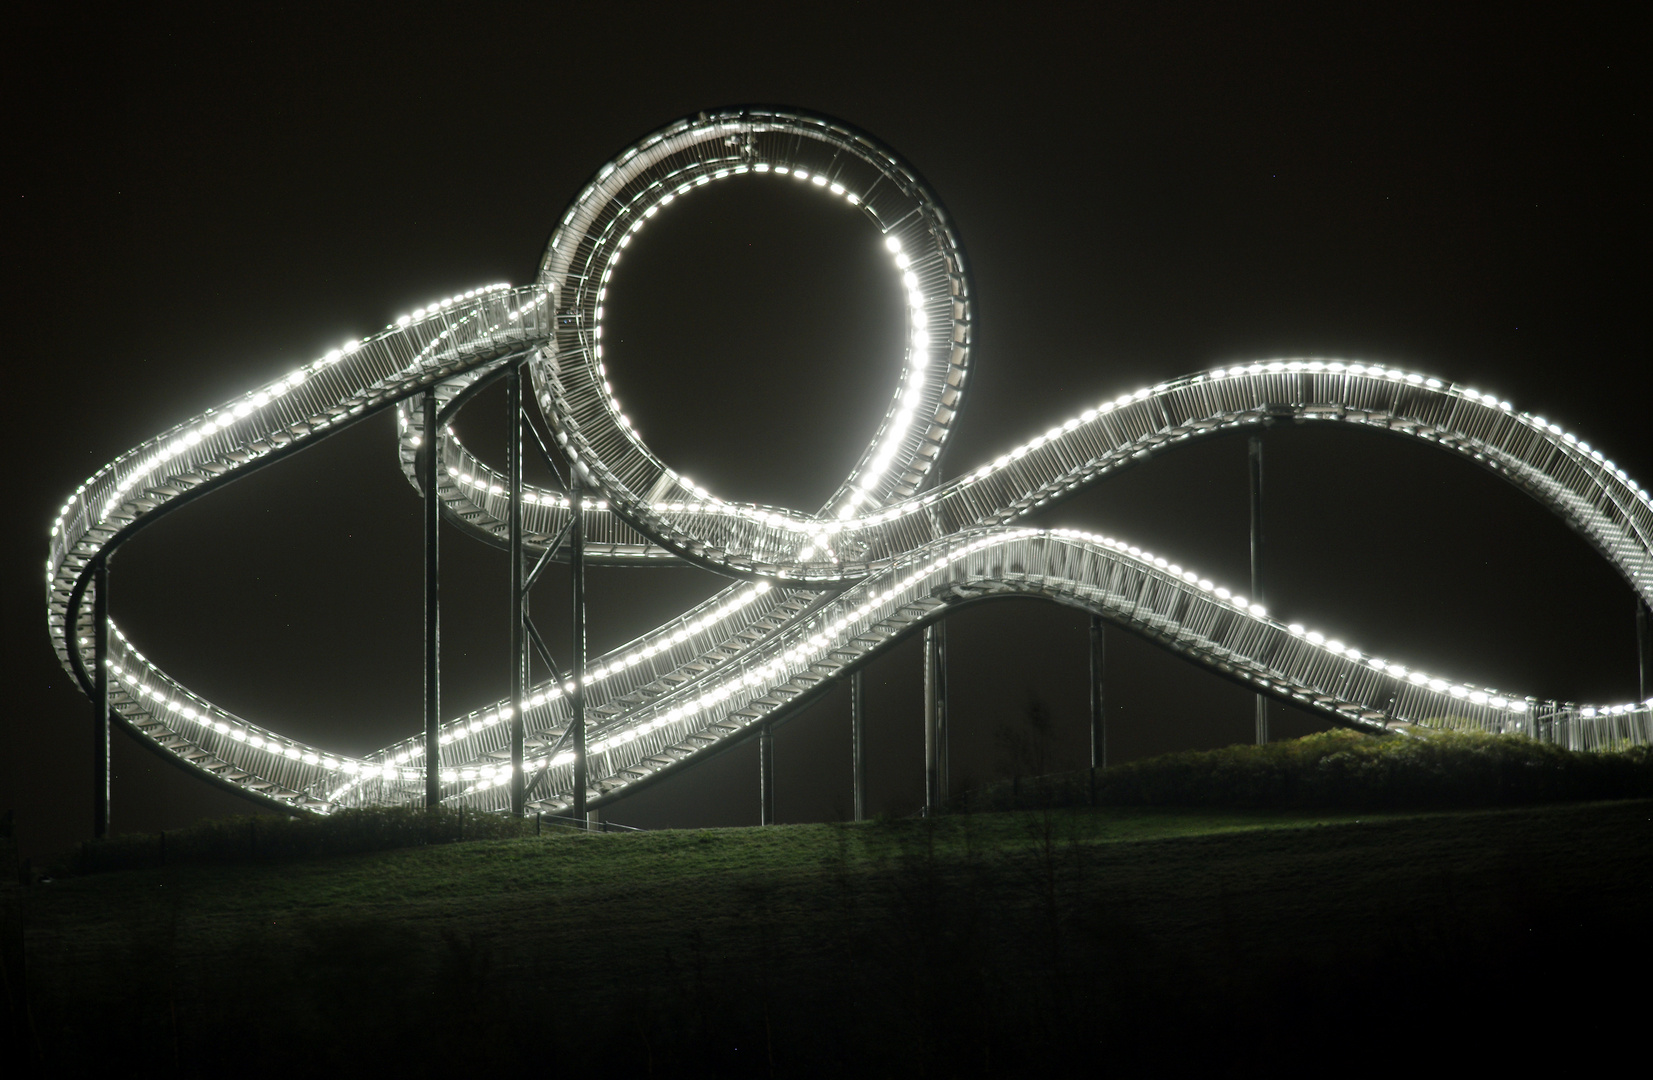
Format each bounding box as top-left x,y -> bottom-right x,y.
49,108 -> 1653,816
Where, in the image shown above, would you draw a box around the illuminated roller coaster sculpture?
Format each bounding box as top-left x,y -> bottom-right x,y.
47,108 -> 1653,824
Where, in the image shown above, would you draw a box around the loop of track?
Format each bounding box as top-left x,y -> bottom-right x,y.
48,111 -> 1653,814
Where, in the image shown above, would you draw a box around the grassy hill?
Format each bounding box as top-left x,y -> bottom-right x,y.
7,797 -> 1651,1077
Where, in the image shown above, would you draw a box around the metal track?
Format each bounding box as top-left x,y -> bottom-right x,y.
47,109 -> 1653,815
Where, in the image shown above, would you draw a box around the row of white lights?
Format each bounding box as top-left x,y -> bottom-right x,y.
1044,528 -> 1652,718
103,499 -> 1653,805
586,163 -> 867,451
406,355 -> 1653,592
396,286 -> 556,453
96,576 -> 778,798
392,285 -> 540,403
47,282 -> 567,800
91,502 -> 1653,803
414,422 -> 873,570
431,430 -> 827,533
51,278 -> 1645,603
407,423 -> 615,510
111,344 -> 1649,749
326,581 -> 780,798
48,283 -> 517,556
836,231 -> 935,518
1208,360 -> 1649,504
578,160 -> 936,529
958,360 -> 1651,512
1046,527 -> 1268,617
490,529 -> 1048,799
393,283 -> 514,329
505,506 -> 1651,802
104,665 -> 369,778
52,262 -> 1653,809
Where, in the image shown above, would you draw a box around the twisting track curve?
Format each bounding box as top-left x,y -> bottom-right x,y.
47,108 -> 1653,816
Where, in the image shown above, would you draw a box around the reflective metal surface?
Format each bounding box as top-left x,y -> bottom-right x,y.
47,110 -> 1653,817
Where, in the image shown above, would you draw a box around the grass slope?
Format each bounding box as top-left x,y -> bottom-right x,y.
7,800 -> 1651,1076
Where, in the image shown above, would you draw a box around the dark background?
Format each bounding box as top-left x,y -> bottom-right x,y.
5,4 -> 1647,860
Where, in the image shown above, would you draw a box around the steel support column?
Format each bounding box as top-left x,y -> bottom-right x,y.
759,723 -> 776,825
923,620 -> 949,813
92,556 -> 110,840
1090,614 -> 1106,770
1249,432 -> 1268,745
851,669 -> 866,821
422,392 -> 441,808
570,475 -> 587,827
1637,595 -> 1650,703
508,363 -> 527,816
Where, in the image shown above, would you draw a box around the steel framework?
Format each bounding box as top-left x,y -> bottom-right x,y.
46,107 -> 1653,823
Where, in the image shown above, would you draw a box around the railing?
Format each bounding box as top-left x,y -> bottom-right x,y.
48,325 -> 1653,818
47,108 -> 1653,820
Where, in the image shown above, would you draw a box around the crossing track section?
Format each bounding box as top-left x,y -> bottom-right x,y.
48,109 -> 1653,815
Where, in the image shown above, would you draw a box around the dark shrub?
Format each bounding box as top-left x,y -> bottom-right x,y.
951,730 -> 1653,813
67,804 -> 542,875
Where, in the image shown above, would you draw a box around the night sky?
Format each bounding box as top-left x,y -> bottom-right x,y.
6,6 -> 1647,860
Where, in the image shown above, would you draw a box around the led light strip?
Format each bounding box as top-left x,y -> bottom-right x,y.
577,161 -> 935,521
533,108 -> 972,576
404,353 -> 1652,580
47,284 -> 554,806
56,346 -> 1653,812
47,108 -> 1652,816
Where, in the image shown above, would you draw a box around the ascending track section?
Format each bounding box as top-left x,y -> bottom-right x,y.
49,107 -> 1653,816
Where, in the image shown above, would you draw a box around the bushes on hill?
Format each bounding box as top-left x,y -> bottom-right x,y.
64,804 -> 542,876
56,733 -> 1653,875
951,730 -> 1653,813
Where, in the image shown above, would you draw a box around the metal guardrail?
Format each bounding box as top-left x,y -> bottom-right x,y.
47,111 -> 1652,819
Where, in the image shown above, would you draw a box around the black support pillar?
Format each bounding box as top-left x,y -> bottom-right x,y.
570,474 -> 587,827
92,556 -> 110,840
923,620 -> 949,814
508,363 -> 527,817
1637,595 -> 1650,703
1249,432 -> 1268,745
422,392 -> 441,808
759,723 -> 776,825
851,669 -> 866,821
1089,614 -> 1106,770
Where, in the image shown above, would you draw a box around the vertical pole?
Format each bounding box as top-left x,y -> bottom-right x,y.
851,669 -> 866,821
759,723 -> 775,826
1089,614 -> 1106,770
1637,595 -> 1649,703
570,474 -> 587,827
508,363 -> 526,817
923,624 -> 936,814
936,620 -> 948,799
422,392 -> 441,809
92,557 -> 110,840
1249,432 -> 1268,745
923,621 -> 949,813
